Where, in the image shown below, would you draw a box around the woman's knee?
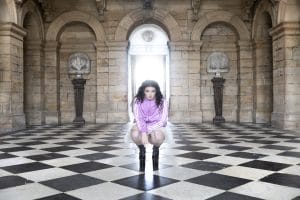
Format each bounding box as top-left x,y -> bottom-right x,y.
150,130 -> 165,145
131,126 -> 141,143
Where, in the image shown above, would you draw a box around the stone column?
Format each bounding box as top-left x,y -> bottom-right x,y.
44,41 -> 61,125
169,41 -> 202,123
237,40 -> 254,123
95,41 -> 109,123
24,40 -> 45,125
106,41 -> 129,123
0,23 -> 26,133
270,22 -> 300,130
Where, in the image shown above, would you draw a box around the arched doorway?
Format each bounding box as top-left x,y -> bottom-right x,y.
128,24 -> 170,121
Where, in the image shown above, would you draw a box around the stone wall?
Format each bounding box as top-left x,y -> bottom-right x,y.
0,0 -> 299,133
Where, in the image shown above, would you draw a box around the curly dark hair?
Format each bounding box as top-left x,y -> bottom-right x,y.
134,80 -> 164,109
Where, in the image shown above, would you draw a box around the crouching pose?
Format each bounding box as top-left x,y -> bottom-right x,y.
131,80 -> 168,171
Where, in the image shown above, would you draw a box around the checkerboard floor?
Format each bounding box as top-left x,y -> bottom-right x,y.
0,123 -> 300,200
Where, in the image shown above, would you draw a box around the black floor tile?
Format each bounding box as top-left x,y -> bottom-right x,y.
0,175 -> 33,189
210,140 -> 238,145
15,141 -> 46,146
260,144 -> 296,151
260,173 -> 300,189
120,163 -> 172,172
61,161 -> 113,173
226,152 -> 267,159
185,173 -> 251,190
94,140 -> 122,145
77,152 -> 117,160
207,192 -> 264,200
174,145 -> 208,151
40,174 -> 104,192
86,146 -> 121,152
219,145 -> 251,151
41,146 -> 79,152
239,160 -> 291,171
54,141 -> 85,145
26,153 -> 68,161
285,139 -> 300,143
249,140 -> 279,145
0,153 -> 18,159
181,161 -> 231,171
2,162 -> 53,174
113,174 -> 179,191
119,193 -> 172,200
177,152 -> 220,160
277,151 -> 300,158
0,146 -> 34,152
35,193 -> 81,200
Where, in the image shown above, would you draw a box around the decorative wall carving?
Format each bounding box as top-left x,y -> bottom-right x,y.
191,0 -> 201,21
37,0 -> 53,22
142,30 -> 154,42
96,0 -> 106,16
143,0 -> 152,9
207,52 -> 230,76
68,53 -> 91,75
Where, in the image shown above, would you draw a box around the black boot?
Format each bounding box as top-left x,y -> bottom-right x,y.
152,145 -> 159,170
138,145 -> 146,171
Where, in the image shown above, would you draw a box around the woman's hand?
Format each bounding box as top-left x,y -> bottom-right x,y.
141,133 -> 149,145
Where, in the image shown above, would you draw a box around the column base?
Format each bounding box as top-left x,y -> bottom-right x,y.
213,116 -> 225,124
73,117 -> 85,125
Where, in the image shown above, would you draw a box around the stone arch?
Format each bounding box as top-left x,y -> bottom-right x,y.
20,0 -> 44,40
0,0 -> 17,23
252,0 -> 275,39
191,11 -> 250,41
46,11 -> 105,41
115,9 -> 182,41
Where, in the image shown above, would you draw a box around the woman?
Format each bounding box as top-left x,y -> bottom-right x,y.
131,80 -> 168,171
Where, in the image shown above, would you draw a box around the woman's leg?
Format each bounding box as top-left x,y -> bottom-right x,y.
149,127 -> 166,170
130,124 -> 142,145
130,124 -> 145,171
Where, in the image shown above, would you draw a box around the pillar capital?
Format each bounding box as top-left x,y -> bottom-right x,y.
269,22 -> 300,40
0,22 -> 26,40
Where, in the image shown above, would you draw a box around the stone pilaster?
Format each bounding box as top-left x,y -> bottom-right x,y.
95,41 -> 109,123
24,40 -> 45,125
169,41 -> 202,123
238,40 -> 254,123
44,40 -> 60,125
253,40 -> 273,124
0,23 -> 26,133
270,22 -> 300,131
106,41 -> 129,123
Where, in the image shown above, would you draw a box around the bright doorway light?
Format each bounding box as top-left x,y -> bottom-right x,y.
134,55 -> 165,95
128,24 -> 170,121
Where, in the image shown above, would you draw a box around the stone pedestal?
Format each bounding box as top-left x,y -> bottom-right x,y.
212,77 -> 225,123
72,78 -> 87,124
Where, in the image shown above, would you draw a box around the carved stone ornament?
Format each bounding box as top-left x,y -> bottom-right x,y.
68,53 -> 91,75
192,0 -> 201,15
142,30 -> 154,42
143,0 -> 152,9
207,52 -> 230,76
96,0 -> 106,16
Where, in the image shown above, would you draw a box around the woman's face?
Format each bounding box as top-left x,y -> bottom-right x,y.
144,86 -> 156,100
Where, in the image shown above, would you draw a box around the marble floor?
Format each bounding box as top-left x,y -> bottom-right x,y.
0,123 -> 300,200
